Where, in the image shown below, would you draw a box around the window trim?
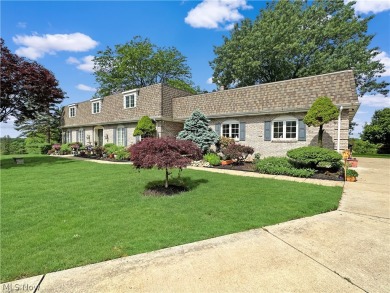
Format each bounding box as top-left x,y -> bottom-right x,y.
91,101 -> 101,114
116,125 -> 125,146
122,89 -> 138,109
221,120 -> 240,140
69,106 -> 76,118
271,116 -> 298,141
78,128 -> 85,145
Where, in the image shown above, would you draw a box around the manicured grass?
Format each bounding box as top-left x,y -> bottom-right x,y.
0,155 -> 342,282
353,153 -> 390,159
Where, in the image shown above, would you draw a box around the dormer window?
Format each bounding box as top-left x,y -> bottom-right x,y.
122,89 -> 138,109
90,98 -> 102,114
69,106 -> 76,118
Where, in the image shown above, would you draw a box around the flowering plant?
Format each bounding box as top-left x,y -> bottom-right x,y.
52,144 -> 61,150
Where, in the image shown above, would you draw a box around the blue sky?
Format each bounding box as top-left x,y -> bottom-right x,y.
1,0 -> 389,138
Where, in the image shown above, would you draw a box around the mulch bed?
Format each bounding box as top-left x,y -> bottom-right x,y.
144,185 -> 189,196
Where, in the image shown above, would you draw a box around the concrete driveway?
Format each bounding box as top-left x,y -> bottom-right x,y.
2,157 -> 389,293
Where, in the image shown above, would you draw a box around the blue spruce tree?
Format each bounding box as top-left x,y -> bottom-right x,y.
177,110 -> 219,154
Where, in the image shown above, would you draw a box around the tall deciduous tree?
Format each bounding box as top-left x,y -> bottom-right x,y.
304,97 -> 339,147
177,110 -> 219,154
93,36 -> 193,97
1,38 -> 66,123
210,0 -> 388,97
130,137 -> 202,188
361,108 -> 390,146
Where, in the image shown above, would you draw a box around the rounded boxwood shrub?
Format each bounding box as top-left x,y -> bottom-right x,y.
287,146 -> 342,168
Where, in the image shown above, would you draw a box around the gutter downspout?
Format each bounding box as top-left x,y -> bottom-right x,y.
337,106 -> 343,153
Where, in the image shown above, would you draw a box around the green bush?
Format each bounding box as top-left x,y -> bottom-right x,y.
203,153 -> 221,166
346,169 -> 359,177
60,143 -> 72,154
115,147 -> 130,160
350,139 -> 378,154
104,144 -> 120,155
255,157 -> 315,178
287,146 -> 342,168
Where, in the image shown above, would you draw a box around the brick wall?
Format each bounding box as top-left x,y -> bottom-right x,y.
210,110 -> 350,157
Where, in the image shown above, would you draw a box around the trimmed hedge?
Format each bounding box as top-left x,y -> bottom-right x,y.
255,157 -> 315,178
287,146 -> 342,168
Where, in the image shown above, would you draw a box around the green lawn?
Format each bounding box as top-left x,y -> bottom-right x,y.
0,155 -> 342,282
353,153 -> 390,159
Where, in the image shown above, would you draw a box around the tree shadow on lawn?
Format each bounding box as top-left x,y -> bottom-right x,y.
144,177 -> 208,196
0,155 -> 77,170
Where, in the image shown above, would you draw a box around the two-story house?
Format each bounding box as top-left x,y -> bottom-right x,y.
61,70 -> 359,157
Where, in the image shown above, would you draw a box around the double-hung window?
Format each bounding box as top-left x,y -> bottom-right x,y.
116,126 -> 126,146
123,89 -> 138,109
92,101 -> 100,114
91,98 -> 102,114
69,107 -> 76,117
222,120 -> 240,139
272,117 -> 297,140
78,128 -> 85,145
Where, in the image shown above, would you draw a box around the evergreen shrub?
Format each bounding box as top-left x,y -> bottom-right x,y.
287,146 -> 342,168
255,157 -> 315,178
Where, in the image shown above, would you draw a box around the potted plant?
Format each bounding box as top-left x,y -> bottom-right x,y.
346,169 -> 359,182
347,158 -> 358,168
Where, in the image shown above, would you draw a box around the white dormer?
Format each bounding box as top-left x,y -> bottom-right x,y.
122,89 -> 138,109
90,97 -> 103,114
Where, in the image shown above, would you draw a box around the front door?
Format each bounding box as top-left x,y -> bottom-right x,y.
97,129 -> 103,146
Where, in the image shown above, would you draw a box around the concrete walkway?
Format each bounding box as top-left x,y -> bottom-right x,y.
2,158 -> 389,293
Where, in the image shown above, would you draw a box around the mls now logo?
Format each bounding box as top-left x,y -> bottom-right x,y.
2,283 -> 41,292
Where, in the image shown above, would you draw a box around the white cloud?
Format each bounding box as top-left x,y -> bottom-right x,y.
66,56 -> 80,65
359,94 -> 390,107
373,51 -> 390,77
17,22 -> 27,29
345,0 -> 390,14
13,33 -> 98,60
77,55 -> 95,72
76,84 -> 96,92
206,77 -> 213,84
185,0 -> 252,29
66,55 -> 95,72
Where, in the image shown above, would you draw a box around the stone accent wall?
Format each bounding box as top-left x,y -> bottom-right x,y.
62,84 -> 163,127
173,70 -> 358,120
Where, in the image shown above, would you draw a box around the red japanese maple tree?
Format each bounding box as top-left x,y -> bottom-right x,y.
130,137 -> 202,188
1,38 -> 65,123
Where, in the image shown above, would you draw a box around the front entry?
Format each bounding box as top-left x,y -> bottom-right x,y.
97,129 -> 103,146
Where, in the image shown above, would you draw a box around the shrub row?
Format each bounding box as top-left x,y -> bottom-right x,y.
255,157 -> 315,178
